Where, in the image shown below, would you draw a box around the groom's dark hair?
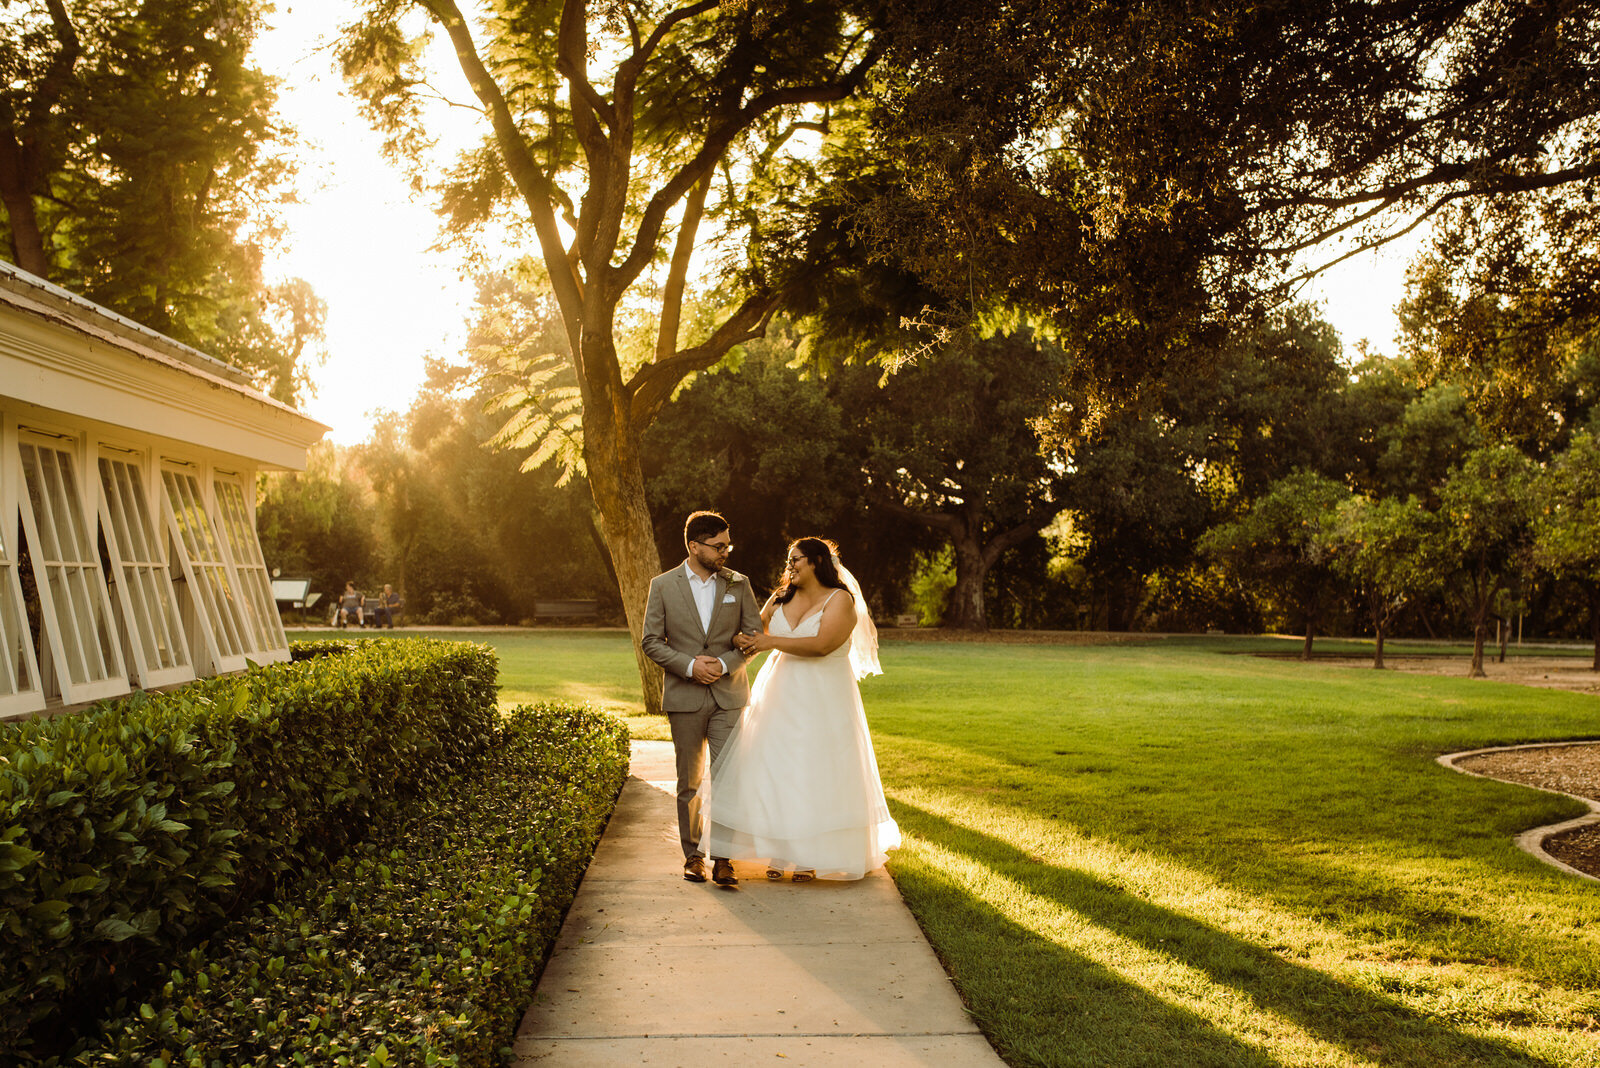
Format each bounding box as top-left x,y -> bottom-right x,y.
684,510 -> 729,547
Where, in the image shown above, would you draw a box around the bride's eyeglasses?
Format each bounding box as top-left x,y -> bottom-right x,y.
784,555 -> 805,571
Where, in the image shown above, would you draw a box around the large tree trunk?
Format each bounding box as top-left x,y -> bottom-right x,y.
939,515 -> 1045,631
0,137 -> 51,278
944,535 -> 989,631
1591,586 -> 1599,672
1470,617 -> 1487,678
580,335 -> 665,716
1468,572 -> 1490,678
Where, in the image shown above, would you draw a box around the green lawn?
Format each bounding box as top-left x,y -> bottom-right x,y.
290,629 -> 1600,1066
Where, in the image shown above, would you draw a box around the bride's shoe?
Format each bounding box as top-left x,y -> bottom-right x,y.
792,869 -> 815,883
765,868 -> 785,880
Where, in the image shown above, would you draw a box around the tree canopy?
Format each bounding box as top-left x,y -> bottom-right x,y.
0,0 -> 322,401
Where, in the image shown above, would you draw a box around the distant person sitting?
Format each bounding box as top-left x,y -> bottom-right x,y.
338,581 -> 363,628
372,583 -> 402,628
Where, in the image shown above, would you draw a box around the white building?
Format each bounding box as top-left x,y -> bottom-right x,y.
0,261 -> 327,719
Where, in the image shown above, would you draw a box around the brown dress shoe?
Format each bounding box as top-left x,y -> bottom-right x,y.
711,858 -> 738,886
683,856 -> 708,882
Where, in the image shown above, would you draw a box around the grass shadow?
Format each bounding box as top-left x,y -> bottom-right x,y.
891,798 -> 1563,1067
880,732 -> 1599,991
890,851 -> 1291,1068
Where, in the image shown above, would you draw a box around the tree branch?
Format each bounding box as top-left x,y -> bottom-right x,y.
624,6 -> 642,52
418,0 -> 584,337
30,0 -> 81,131
612,38 -> 884,297
627,286 -> 784,431
982,513 -> 1055,568
557,0 -> 617,133
871,494 -> 961,536
1257,158 -> 1600,218
626,0 -> 721,74
1277,190 -> 1467,294
655,169 -> 712,362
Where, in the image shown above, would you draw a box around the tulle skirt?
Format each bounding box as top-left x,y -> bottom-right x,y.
707,649 -> 900,880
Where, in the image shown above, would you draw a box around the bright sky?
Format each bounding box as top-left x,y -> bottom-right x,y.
255,6 -> 1421,446
256,5 -> 479,445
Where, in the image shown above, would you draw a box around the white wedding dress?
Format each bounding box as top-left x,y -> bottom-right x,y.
707,591 -> 901,879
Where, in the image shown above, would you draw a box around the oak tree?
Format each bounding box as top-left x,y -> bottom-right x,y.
341,0 -> 883,709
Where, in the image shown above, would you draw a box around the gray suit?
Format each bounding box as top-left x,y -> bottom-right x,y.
641,562 -> 763,858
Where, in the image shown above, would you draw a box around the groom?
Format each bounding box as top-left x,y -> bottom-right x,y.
641,510 -> 763,886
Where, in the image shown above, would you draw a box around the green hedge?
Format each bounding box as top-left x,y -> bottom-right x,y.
77,702 -> 630,1067
0,639 -> 500,1058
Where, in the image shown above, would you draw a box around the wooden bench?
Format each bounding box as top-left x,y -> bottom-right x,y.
328,595 -> 399,628
535,599 -> 599,622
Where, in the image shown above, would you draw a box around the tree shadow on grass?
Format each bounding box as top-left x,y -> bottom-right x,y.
890,853 -> 1290,1068
885,735 -> 1600,990
892,799 -> 1562,1068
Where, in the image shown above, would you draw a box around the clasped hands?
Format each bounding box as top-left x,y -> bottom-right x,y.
733,630 -> 774,655
690,655 -> 725,684
694,633 -> 773,682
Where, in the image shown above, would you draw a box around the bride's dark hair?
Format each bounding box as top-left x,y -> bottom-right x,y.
774,537 -> 849,604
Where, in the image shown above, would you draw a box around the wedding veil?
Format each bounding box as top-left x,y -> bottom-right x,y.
833,558 -> 882,680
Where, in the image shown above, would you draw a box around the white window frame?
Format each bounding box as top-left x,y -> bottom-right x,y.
97,445 -> 195,689
0,416 -> 43,717
211,471 -> 289,664
160,459 -> 251,676
15,426 -> 130,706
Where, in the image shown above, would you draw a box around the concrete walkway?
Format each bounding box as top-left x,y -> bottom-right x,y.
513,740 -> 1004,1066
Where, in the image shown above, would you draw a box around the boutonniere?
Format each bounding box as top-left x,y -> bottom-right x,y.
720,569 -> 743,585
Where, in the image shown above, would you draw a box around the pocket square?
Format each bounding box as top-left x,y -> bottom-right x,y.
721,593 -> 737,603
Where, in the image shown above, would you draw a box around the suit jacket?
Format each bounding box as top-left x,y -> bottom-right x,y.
641,562 -> 764,712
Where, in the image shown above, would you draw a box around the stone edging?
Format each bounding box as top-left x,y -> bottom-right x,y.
1438,742 -> 1600,884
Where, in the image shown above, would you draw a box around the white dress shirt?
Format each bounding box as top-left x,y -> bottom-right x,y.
684,561 -> 719,679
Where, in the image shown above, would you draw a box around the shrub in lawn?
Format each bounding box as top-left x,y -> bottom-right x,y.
74,702 -> 630,1067
0,639 -> 499,1059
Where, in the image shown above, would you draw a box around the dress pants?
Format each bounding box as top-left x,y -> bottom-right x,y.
669,688 -> 738,860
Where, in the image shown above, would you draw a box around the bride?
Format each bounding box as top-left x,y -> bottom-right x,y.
708,537 -> 901,881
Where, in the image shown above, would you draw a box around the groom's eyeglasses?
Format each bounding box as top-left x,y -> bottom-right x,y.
694,539 -> 733,555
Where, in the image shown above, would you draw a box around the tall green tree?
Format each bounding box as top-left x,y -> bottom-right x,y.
0,0 -> 321,401
830,329 -> 1070,630
1437,445 -> 1538,678
640,331 -> 850,585
1057,408 -> 1217,631
1058,307 -> 1350,630
1323,495 -> 1441,669
1533,430 -> 1600,670
341,0 -> 883,711
1368,382 -> 1484,504
1200,471 -> 1352,660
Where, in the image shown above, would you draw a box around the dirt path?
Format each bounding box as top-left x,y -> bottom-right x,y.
1320,653 -> 1600,695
